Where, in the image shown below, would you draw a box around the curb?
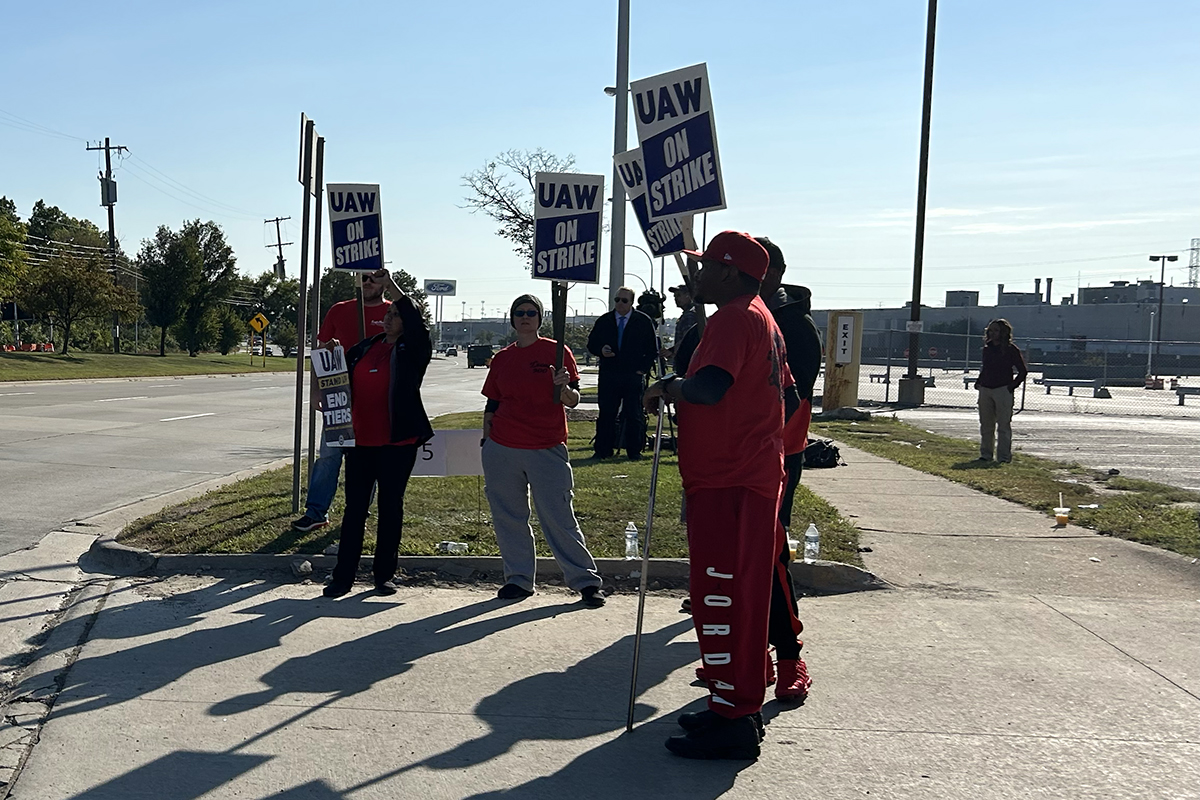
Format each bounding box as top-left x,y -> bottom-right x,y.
81,538 -> 890,595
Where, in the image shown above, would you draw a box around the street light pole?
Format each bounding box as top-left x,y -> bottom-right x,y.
1149,254 -> 1178,376
625,244 -> 654,291
899,0 -> 939,406
607,0 -> 631,307
1147,310 -> 1155,377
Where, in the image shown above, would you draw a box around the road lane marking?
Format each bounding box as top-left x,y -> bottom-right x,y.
159,413 -> 216,422
95,396 -> 150,403
0,392 -> 36,397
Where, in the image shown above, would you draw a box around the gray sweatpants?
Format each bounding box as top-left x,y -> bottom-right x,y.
482,439 -> 602,592
978,385 -> 1015,461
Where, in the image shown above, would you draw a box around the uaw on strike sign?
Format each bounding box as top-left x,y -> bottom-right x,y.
614,148 -> 684,257
532,172 -> 604,283
631,63 -> 725,220
327,184 -> 384,272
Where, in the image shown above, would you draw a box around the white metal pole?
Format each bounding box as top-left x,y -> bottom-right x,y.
608,0 -> 630,306
626,398 -> 667,732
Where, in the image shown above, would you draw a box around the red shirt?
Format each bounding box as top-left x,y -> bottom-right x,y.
318,300 -> 388,348
350,341 -> 416,448
482,338 -> 579,449
678,294 -> 794,499
783,398 -> 812,456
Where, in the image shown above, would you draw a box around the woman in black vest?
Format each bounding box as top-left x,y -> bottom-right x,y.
323,291 -> 433,597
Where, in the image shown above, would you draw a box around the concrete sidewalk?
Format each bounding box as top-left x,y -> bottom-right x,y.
3,443 -> 1198,798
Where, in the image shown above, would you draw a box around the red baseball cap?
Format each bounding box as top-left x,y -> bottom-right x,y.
682,231 -> 770,281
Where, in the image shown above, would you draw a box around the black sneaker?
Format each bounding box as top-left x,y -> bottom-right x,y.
580,585 -> 606,607
375,581 -> 399,596
677,709 -> 764,742
665,714 -> 761,760
497,583 -> 533,600
322,582 -> 352,598
292,515 -> 328,532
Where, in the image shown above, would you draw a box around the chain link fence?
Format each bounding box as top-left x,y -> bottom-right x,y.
843,329 -> 1200,418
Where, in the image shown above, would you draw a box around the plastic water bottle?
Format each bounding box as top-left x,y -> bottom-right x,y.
624,522 -> 640,560
803,523 -> 820,563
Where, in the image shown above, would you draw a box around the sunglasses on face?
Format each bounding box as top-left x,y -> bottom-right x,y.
615,297 -> 633,304
512,309 -> 539,318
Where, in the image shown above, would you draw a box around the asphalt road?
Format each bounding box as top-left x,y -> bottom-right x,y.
0,356 -> 505,556
896,407 -> 1200,491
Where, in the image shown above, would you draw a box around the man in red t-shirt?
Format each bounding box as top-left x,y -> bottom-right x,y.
644,231 -> 798,761
291,269 -> 399,533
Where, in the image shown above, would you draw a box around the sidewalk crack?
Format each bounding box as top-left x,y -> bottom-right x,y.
1033,595 -> 1200,705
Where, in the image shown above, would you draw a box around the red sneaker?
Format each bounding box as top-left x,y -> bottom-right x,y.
775,657 -> 811,702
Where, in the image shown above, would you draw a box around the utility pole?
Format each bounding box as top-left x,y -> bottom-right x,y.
86,137 -> 128,352
607,0 -> 630,306
898,0 -> 939,407
264,216 -> 293,278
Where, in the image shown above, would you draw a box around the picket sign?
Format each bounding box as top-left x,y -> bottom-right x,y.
327,183 -> 384,273
630,63 -> 726,221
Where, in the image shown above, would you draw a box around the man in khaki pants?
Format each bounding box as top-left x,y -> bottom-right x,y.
974,319 -> 1027,463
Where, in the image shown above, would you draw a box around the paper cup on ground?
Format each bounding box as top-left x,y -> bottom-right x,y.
1054,507 -> 1070,526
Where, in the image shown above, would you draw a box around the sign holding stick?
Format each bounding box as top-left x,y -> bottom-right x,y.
532,172 -> 605,284
550,280 -> 569,402
614,148 -> 685,257
327,184 -> 384,273
631,63 -> 726,221
311,346 -> 354,447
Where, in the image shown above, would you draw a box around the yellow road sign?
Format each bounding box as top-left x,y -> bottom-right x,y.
249,313 -> 269,333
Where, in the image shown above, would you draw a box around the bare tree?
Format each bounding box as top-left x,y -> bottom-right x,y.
461,148 -> 576,261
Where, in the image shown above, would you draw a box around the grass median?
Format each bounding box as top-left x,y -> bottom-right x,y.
813,416 -> 1200,558
119,411 -> 863,564
0,351 -> 294,381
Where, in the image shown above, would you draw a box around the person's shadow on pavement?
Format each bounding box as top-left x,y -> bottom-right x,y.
11,584 -> 390,724
207,596 -> 584,717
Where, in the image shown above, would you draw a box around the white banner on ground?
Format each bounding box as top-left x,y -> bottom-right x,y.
630,63 -> 726,221
411,430 -> 485,477
532,172 -> 604,284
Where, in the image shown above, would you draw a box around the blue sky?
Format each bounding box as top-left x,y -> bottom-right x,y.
3,0 -> 1197,320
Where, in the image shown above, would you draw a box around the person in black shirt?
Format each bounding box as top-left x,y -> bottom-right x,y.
973,318 -> 1027,463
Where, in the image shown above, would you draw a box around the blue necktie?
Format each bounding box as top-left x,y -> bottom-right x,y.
617,315 -> 626,349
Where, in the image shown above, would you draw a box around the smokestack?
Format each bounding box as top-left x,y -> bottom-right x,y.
1035,278 -> 1042,297
1045,277 -> 1053,304
998,284 -> 1005,304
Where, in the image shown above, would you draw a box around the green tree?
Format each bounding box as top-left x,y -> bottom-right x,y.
216,305 -> 246,355
18,251 -> 136,355
272,319 -> 297,355
0,197 -> 27,301
252,272 -> 300,328
169,220 -> 238,356
461,148 -> 575,261
137,225 -> 193,356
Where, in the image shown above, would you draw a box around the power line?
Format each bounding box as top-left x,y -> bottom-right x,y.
124,153 -> 266,218
0,108 -> 84,142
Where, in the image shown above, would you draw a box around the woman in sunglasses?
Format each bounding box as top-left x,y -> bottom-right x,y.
480,295 -> 605,607
323,290 -> 433,598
